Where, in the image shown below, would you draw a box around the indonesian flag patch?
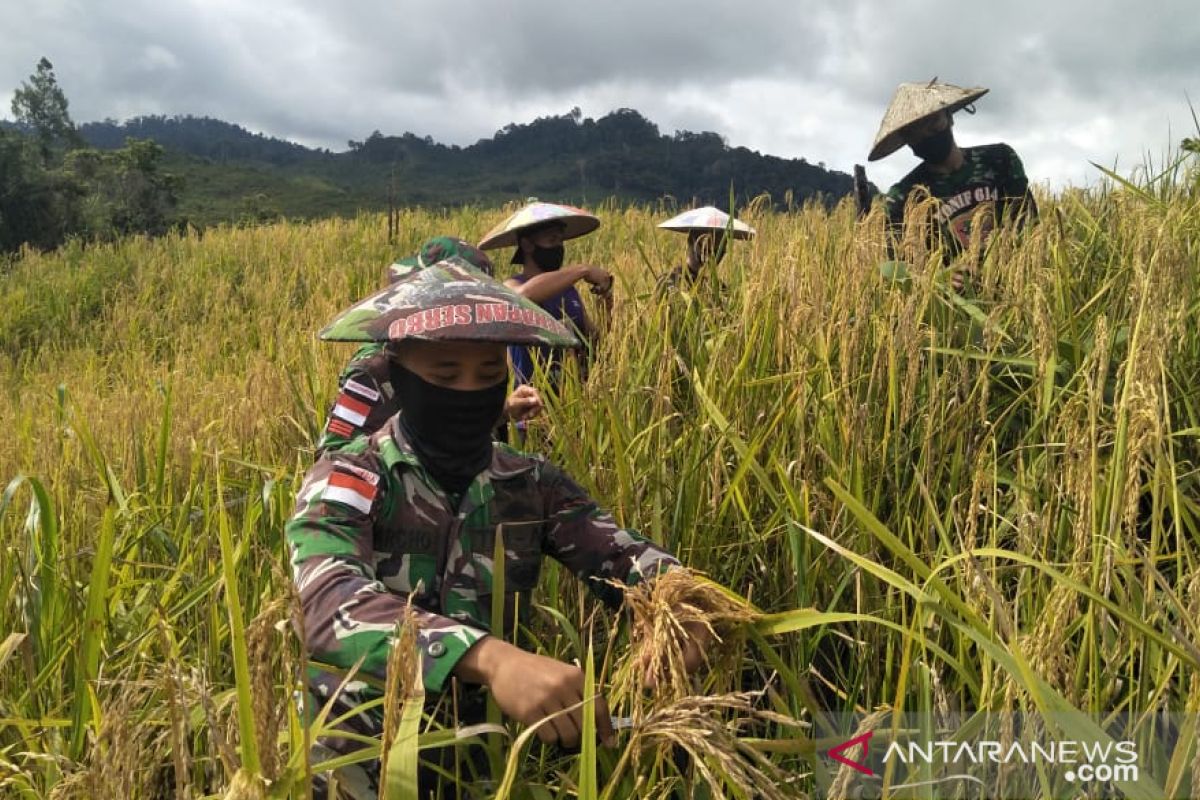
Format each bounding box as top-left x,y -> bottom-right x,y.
322,466 -> 379,514
331,392 -> 372,427
326,418 -> 356,438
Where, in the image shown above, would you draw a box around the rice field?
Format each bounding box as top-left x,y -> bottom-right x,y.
1,157 -> 1199,799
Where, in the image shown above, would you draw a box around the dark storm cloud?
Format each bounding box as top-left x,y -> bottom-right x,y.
282,0 -> 830,95
0,1 -> 1197,187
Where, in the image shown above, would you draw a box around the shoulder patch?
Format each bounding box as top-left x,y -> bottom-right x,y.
337,462 -> 380,486
343,377 -> 381,402
332,391 -> 373,426
322,464 -> 380,513
327,418 -> 356,438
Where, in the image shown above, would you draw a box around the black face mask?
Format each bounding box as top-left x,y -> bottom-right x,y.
910,126 -> 954,164
393,363 -> 507,495
531,244 -> 565,272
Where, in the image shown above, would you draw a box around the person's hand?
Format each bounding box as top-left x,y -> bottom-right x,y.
503,385 -> 543,422
638,620 -> 713,689
455,637 -> 616,748
582,265 -> 613,295
950,267 -> 970,292
678,620 -> 712,676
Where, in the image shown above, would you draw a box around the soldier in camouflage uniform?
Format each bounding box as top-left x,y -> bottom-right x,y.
292,258 -> 706,798
318,237 -> 542,454
869,81 -> 1038,289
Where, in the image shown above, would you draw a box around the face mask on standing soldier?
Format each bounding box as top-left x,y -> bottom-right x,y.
911,125 -> 955,163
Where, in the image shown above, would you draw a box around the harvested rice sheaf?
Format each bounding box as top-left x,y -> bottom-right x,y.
616,568 -> 760,703
622,692 -> 805,800
611,568 -> 794,771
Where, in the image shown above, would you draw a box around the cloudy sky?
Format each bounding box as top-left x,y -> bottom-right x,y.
1,0 -> 1197,192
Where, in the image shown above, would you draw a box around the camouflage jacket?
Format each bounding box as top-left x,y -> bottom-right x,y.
317,344 -> 399,455
885,143 -> 1038,260
286,416 -> 680,694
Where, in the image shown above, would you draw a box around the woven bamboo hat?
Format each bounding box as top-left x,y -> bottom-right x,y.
477,200 -> 600,251
868,80 -> 988,162
657,206 -> 756,239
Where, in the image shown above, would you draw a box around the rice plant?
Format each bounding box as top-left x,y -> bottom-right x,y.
1,152 -> 1198,798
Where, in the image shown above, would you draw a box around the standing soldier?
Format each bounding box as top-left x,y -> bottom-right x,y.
869,80 -> 1038,289
318,236 -> 541,454
656,205 -> 756,290
292,258 -> 709,797
478,201 -> 613,386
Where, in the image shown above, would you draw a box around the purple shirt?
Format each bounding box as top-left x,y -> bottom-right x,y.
508,275 -> 587,384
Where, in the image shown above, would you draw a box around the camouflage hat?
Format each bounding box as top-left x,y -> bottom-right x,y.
321,256 -> 580,347
869,80 -> 989,162
658,206 -> 756,239
387,236 -> 495,282
477,200 -> 601,251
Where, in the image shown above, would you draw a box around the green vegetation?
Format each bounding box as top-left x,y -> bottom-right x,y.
3,56 -> 862,248
76,108 -> 863,228
0,147 -> 1198,798
0,59 -> 181,254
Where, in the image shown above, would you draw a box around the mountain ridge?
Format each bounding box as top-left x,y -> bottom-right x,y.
74,108 -> 867,224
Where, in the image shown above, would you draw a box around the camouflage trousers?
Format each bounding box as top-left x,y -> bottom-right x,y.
307,669 -> 492,800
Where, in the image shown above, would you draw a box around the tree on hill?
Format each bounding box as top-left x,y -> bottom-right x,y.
0,127 -> 79,252
65,139 -> 182,237
0,58 -> 182,253
11,58 -> 83,164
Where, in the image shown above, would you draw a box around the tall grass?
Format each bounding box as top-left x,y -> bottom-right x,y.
1,159 -> 1198,797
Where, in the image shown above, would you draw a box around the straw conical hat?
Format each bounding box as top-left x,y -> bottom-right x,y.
868,81 -> 989,162
387,236 -> 494,282
477,201 -> 600,250
320,256 -> 580,347
657,206 -> 756,239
